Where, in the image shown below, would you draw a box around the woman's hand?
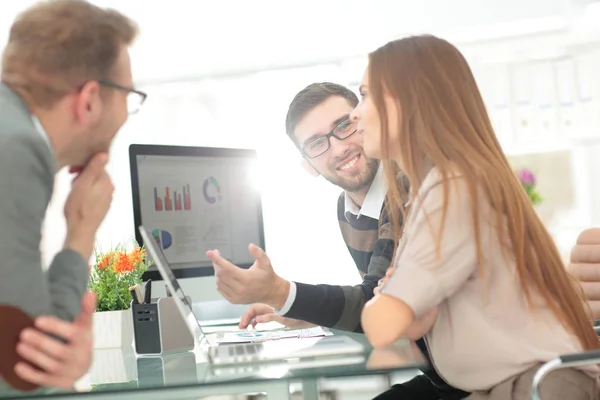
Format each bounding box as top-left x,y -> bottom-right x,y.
374,267 -> 395,296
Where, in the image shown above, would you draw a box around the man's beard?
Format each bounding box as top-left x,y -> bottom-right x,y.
70,129 -> 113,169
322,157 -> 379,193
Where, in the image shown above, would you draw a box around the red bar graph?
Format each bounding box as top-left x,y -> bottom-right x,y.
154,188 -> 163,211
174,192 -> 182,211
164,187 -> 172,211
183,184 -> 191,210
154,185 -> 191,212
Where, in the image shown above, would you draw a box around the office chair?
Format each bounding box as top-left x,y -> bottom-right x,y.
531,349 -> 600,400
532,228 -> 600,399
531,321 -> 600,399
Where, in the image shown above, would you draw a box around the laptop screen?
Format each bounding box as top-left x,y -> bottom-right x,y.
139,226 -> 205,341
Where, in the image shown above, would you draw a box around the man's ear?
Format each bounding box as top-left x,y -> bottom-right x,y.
75,81 -> 102,124
301,159 -> 320,177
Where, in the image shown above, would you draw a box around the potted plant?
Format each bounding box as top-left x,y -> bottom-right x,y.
517,168 -> 543,206
88,244 -> 150,349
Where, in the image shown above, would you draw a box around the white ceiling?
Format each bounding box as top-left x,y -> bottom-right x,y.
1,0 -> 598,84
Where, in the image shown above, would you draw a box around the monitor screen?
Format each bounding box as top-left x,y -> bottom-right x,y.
130,144 -> 265,280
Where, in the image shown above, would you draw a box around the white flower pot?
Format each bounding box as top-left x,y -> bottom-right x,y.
93,309 -> 134,349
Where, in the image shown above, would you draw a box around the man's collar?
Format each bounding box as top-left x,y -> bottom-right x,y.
344,164 -> 387,221
31,115 -> 53,153
1,82 -> 53,153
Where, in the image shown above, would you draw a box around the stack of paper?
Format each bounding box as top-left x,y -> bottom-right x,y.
216,327 -> 332,344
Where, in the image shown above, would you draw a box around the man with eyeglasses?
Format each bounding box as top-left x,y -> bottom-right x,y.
208,83 -> 384,329
0,0 -> 143,393
208,82 -> 467,400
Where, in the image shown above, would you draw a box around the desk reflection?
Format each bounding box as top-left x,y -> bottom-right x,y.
137,352 -> 198,387
71,332 -> 427,400
367,341 -> 426,370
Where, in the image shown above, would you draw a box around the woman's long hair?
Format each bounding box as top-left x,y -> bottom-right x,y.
369,35 -> 598,351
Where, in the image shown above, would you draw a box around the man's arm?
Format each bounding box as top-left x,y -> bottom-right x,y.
0,135 -> 88,321
209,234 -> 393,332
15,292 -> 95,389
46,251 -> 90,321
209,200 -> 397,332
284,219 -> 395,332
284,244 -> 392,332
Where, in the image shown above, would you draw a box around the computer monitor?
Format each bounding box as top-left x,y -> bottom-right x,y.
129,144 -> 266,281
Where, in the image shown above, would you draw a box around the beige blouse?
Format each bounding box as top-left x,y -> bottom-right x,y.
382,168 -> 600,392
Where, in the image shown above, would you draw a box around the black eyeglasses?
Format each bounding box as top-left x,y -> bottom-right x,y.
98,80 -> 147,115
301,118 -> 358,158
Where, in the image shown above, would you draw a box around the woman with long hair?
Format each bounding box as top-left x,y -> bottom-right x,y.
352,35 -> 599,399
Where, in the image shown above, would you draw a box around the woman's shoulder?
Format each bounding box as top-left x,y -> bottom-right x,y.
418,165 -> 466,199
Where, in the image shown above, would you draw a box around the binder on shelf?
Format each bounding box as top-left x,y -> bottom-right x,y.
487,65 -> 513,149
555,58 -> 578,137
511,64 -> 535,145
533,61 -> 558,141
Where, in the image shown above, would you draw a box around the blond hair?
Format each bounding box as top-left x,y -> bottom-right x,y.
2,0 -> 138,108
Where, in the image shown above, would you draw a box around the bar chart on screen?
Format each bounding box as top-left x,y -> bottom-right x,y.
143,177 -> 234,262
153,184 -> 192,212
138,158 -> 239,264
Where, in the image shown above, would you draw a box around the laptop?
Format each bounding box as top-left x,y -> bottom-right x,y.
139,226 -> 365,365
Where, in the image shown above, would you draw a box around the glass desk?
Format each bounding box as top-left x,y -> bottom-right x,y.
2,330 -> 426,400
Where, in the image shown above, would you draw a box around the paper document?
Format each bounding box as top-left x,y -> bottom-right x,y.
216,327 -> 332,344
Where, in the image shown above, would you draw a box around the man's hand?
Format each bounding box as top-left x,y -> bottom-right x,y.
238,304 -> 316,330
568,263 -> 600,319
374,267 -> 394,296
64,153 -> 114,260
206,244 -> 290,308
567,228 -> 600,320
14,292 -> 95,389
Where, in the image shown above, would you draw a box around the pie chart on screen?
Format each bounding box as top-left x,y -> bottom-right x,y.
152,229 -> 173,250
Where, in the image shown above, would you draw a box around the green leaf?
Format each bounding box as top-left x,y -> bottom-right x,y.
88,245 -> 148,312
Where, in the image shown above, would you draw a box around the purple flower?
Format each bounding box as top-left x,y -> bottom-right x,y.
518,168 -> 536,186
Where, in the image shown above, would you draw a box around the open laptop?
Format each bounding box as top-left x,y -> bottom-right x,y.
139,226 -> 365,365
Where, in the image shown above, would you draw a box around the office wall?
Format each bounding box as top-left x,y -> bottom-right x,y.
30,2 -> 600,303
478,48 -> 600,258
40,43 -> 600,306
41,68 -> 365,303
2,0 -> 583,82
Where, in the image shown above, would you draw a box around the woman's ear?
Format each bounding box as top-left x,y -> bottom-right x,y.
301,159 -> 320,177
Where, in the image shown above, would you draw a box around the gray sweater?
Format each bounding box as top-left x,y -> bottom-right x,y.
0,83 -> 89,322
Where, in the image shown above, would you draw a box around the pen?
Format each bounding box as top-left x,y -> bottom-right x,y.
132,284 -> 144,304
129,285 -> 139,304
143,279 -> 152,304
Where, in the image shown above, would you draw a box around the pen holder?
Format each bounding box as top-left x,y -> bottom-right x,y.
131,296 -> 194,355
